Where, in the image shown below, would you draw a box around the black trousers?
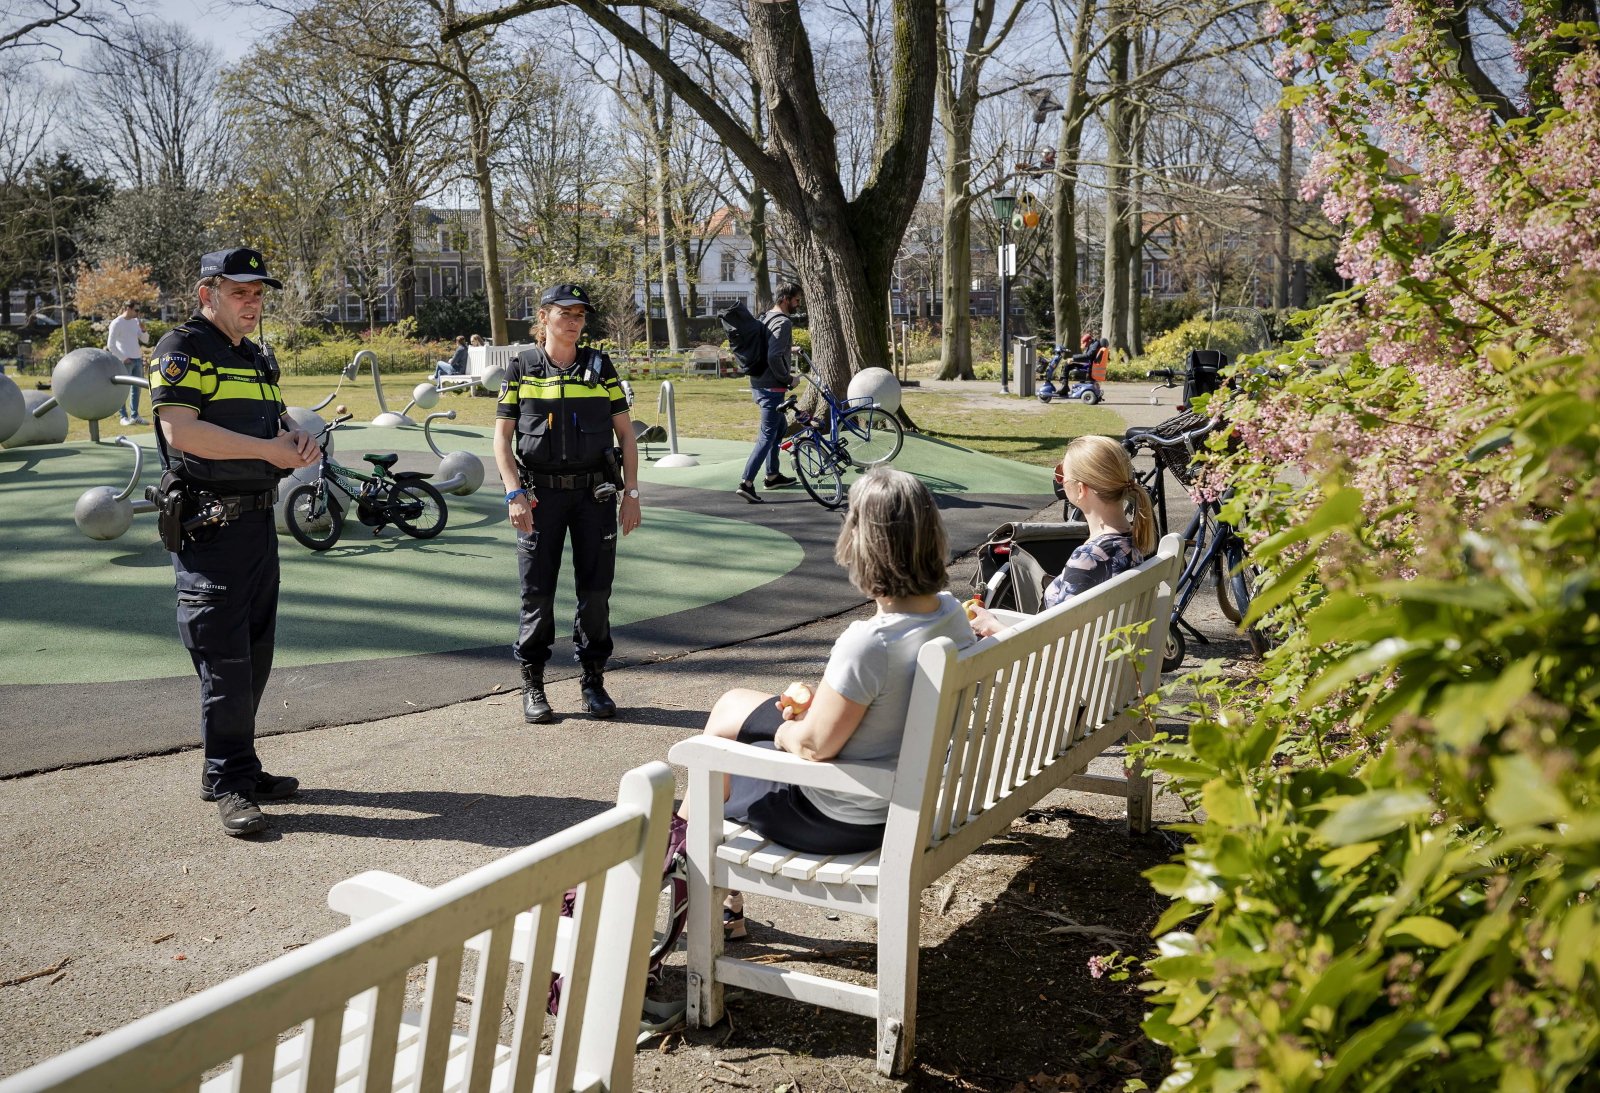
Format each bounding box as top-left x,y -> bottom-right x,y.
170,509 -> 278,795
514,486 -> 618,672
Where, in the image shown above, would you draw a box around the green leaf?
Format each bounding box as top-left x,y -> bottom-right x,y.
1317,790 -> 1432,846
1319,841 -> 1381,876
1241,547 -> 1319,625
1303,638 -> 1421,706
1484,754 -> 1569,827
1253,486 -> 1363,563
1386,916 -> 1461,948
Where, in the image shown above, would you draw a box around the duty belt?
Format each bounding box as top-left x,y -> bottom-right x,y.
523,470 -> 608,491
206,489 -> 279,517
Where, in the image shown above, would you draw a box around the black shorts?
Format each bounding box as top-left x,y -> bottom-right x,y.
724,701 -> 886,856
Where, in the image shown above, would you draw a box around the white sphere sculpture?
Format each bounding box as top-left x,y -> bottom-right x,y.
411,382 -> 441,410
74,485 -> 135,540
847,367 -> 902,415
52,347 -> 129,421
437,449 -> 485,495
2,390 -> 69,449
0,372 -> 25,445
479,362 -> 507,394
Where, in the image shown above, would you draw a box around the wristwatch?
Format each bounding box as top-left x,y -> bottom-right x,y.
623,487 -> 640,500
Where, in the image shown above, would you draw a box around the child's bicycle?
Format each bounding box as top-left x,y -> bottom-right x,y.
283,410 -> 449,551
777,353 -> 904,509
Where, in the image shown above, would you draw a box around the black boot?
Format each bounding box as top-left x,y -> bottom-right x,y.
521,664 -> 553,724
580,664 -> 616,719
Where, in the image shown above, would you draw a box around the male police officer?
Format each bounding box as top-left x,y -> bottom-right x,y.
493,283 -> 642,723
149,248 -> 318,836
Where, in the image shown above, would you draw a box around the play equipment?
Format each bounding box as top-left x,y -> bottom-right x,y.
646,380 -> 697,468
846,365 -> 903,414
72,436 -> 159,540
2,389 -> 69,449
0,372 -> 27,447
420,409 -> 486,495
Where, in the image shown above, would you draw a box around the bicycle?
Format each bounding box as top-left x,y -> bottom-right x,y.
777,352 -> 904,509
283,411 -> 449,551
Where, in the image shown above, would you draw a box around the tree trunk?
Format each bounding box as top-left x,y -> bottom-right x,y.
750,186 -> 772,312
1124,91 -> 1144,355
453,40 -> 508,346
1052,0 -> 1096,351
391,209 -> 416,320
1099,12 -> 1131,355
934,0 -> 990,381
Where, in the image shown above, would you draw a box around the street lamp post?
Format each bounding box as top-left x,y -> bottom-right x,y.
992,191 -> 1016,393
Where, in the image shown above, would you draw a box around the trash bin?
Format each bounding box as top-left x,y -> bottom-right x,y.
1013,336 -> 1039,397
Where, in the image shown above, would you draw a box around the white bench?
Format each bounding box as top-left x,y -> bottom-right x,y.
667,535 -> 1181,1075
0,763 -> 675,1093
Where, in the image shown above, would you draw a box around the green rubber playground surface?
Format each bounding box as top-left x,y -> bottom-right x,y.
0,423 -> 1049,688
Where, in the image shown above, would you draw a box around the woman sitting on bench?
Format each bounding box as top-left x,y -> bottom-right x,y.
676,466 -> 972,939
969,434 -> 1157,638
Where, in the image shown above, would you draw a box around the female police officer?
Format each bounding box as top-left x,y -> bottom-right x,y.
149,248 -> 318,836
492,284 -> 642,724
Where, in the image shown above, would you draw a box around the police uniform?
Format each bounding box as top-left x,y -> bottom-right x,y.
498,341 -> 630,714
149,250 -> 295,829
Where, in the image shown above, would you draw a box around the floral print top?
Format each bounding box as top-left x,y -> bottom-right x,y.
1042,531 -> 1143,609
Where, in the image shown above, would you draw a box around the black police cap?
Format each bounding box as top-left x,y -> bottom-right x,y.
540,283 -> 595,312
199,248 -> 283,290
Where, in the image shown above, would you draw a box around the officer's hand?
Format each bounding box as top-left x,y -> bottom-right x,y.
284,428 -> 319,463
508,494 -> 535,534
620,493 -> 641,536
265,432 -> 317,470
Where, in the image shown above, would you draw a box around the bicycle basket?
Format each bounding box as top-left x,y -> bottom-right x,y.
1145,410 -> 1212,489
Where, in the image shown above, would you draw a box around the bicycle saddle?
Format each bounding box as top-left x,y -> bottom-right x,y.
363,453 -> 399,469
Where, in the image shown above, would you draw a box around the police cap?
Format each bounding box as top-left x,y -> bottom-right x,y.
199,247 -> 283,290
539,283 -> 595,312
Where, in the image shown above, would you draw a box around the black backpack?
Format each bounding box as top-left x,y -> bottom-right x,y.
719,302 -> 769,377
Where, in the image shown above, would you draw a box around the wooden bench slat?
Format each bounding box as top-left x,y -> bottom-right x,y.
715,826 -> 770,865
812,850 -> 881,886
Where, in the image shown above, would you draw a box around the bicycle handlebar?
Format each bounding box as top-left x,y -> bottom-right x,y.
1147,368 -> 1178,381
1122,416 -> 1222,453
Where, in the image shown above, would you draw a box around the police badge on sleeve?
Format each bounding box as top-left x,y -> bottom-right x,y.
160,352 -> 191,382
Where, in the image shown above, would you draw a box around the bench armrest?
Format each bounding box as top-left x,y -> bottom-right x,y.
668,736 -> 896,799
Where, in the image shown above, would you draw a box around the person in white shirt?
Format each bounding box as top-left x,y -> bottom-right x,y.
105,301 -> 149,425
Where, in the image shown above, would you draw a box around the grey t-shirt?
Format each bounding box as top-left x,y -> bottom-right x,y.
805,592 -> 972,825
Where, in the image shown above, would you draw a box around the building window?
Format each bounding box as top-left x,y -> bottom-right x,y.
720,250 -> 737,283
441,267 -> 458,298
467,268 -> 485,295
344,296 -> 363,322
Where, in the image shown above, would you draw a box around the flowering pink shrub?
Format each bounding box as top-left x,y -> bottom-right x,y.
1138,4 -> 1600,1089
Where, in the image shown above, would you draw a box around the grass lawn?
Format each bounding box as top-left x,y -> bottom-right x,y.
52,364 -> 1121,469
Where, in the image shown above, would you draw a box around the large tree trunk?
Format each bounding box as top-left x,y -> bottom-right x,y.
934,0 -> 981,380
1099,12 -> 1131,355
391,210 -> 416,320
453,40 -> 508,346
749,185 -> 772,312
1051,0 -> 1096,351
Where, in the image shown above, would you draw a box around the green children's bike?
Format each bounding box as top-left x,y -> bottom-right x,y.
283,412 -> 449,551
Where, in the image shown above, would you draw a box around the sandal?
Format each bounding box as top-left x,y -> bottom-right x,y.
723,906 -> 748,942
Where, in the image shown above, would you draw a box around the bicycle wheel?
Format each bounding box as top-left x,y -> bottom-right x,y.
285,482 -> 344,551
1214,549 -> 1242,623
792,436 -> 847,509
839,406 -> 904,467
390,479 -> 448,538
1221,534 -> 1269,655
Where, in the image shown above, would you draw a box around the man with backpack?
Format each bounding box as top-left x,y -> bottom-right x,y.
735,283 -> 802,503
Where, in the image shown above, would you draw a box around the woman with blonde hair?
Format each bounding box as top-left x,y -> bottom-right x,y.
675,466 -> 972,937
970,434 -> 1156,637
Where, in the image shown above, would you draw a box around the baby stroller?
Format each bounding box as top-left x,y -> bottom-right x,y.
1037,337 -> 1107,405
972,520 -> 1091,613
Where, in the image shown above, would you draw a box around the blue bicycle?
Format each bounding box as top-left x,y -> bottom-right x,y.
778,352 -> 904,509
